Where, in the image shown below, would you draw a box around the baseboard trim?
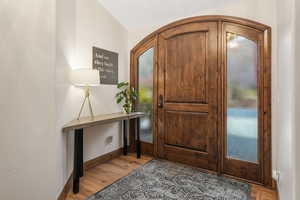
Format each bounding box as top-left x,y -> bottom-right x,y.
84,148 -> 123,171
57,148 -> 123,200
272,178 -> 277,190
57,174 -> 73,200
272,178 -> 279,199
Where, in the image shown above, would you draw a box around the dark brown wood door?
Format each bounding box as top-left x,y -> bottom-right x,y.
157,22 -> 219,171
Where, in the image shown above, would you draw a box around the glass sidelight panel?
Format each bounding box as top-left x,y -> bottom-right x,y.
226,33 -> 258,163
137,48 -> 154,143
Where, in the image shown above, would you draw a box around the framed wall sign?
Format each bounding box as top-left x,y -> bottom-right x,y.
93,46 -> 118,85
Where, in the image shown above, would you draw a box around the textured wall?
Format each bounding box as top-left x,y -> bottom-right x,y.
276,0 -> 296,199
0,0 -> 58,199
294,0 -> 300,199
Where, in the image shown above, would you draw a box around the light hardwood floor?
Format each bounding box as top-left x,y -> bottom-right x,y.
66,154 -> 277,200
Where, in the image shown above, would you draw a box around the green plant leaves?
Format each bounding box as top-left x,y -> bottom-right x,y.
115,81 -> 137,114
115,91 -> 122,97
117,81 -> 129,89
116,96 -> 124,104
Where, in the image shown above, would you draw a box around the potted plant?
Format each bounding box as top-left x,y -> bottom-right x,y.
115,82 -> 137,114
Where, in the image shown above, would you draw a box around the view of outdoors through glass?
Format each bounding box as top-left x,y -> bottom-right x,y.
226,33 -> 258,163
138,48 -> 154,143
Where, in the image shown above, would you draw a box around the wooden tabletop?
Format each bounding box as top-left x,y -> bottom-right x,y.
62,112 -> 145,133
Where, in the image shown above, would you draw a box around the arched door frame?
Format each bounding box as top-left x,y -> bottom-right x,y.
130,15 -> 272,188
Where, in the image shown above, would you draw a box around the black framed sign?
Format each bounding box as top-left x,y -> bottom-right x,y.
93,46 -> 118,85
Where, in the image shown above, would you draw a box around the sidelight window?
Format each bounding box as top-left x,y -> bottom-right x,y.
137,48 -> 154,143
226,33 -> 259,163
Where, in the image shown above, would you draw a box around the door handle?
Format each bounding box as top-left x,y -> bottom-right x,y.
158,95 -> 163,108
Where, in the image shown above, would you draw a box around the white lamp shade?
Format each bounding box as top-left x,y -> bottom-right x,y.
70,68 -> 100,86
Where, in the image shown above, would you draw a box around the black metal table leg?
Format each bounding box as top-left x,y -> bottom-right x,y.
73,128 -> 83,194
79,131 -> 84,177
136,118 -> 141,159
123,120 -> 127,155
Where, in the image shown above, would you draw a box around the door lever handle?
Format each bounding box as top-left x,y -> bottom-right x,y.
158,95 -> 163,108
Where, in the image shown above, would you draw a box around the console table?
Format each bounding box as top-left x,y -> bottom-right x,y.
62,112 -> 144,194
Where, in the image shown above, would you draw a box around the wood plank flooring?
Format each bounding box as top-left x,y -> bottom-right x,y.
65,154 -> 277,200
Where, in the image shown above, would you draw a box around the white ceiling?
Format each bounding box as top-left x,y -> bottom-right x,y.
98,0 -> 238,31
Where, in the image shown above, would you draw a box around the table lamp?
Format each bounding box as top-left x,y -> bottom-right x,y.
70,68 -> 100,120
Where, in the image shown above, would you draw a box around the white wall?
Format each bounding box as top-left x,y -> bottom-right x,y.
0,0 -> 128,199
128,0 -> 277,49
276,0 -> 296,199
294,0 -> 300,199
56,0 -> 128,195
0,0 -> 59,200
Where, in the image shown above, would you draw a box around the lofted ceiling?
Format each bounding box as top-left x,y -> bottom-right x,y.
98,0 -> 239,31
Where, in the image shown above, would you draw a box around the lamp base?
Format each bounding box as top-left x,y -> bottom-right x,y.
77,87 -> 94,120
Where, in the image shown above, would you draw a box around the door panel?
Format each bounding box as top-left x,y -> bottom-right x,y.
165,111 -> 208,152
165,32 -> 208,103
158,22 -> 218,171
222,22 -> 264,182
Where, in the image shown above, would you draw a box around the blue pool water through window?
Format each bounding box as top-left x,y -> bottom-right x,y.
226,33 -> 258,163
227,108 -> 258,163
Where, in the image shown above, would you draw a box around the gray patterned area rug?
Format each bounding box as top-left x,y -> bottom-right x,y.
87,159 -> 251,200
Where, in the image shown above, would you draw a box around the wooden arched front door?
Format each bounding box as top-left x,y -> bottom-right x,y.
130,16 -> 272,187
